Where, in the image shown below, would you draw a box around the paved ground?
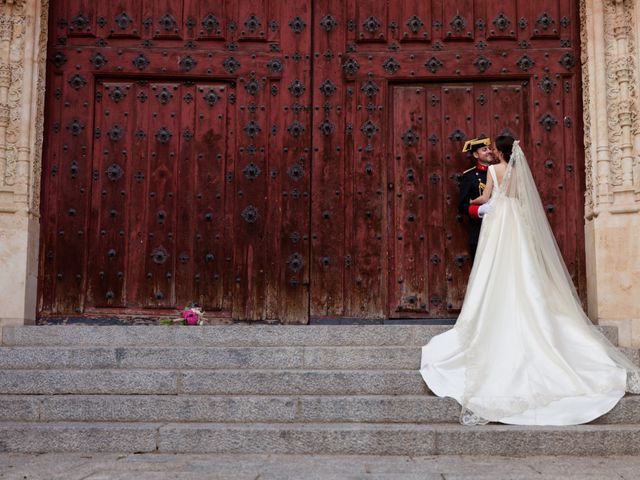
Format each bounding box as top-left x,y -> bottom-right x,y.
1,453 -> 639,479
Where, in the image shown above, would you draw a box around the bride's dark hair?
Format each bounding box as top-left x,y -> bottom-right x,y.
495,134 -> 515,160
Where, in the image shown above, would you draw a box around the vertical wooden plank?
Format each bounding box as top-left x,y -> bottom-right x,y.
342,80 -> 357,317
222,83 -> 237,314
310,0 -> 346,318
38,72 -> 64,314
424,85 -> 447,317
488,82 -> 527,140
442,84 -> 475,312
264,75 -> 284,321
348,78 -> 387,318
142,82 -> 181,307
174,82 -> 196,308
189,82 -> 230,310
124,80 -> 151,309
531,71 -> 565,264
232,67 -> 269,320
563,73 -> 586,296
389,85 -> 430,316
49,69 -> 94,314
87,81 -> 135,308
275,0 -> 311,323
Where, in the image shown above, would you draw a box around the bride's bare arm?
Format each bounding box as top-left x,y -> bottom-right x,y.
471,174 -> 493,205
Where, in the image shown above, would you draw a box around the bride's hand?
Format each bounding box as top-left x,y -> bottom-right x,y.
478,203 -> 492,217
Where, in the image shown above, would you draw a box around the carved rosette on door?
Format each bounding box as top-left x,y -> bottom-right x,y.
41,0 -> 583,322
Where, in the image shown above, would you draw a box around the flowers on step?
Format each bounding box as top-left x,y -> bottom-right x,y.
182,305 -> 205,325
159,304 -> 206,325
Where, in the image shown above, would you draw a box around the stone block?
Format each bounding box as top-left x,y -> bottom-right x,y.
157,423 -> 438,455
0,325 -> 449,347
0,395 -> 40,421
295,395 -> 458,423
595,396 -> 640,424
302,346 -> 419,369
180,370 -> 428,395
0,422 -> 158,453
434,424 -> 640,455
114,346 -> 304,369
40,395 -> 298,423
0,370 -> 178,394
0,347 -> 117,369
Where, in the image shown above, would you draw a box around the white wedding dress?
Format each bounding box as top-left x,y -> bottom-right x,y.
420,142 -> 640,426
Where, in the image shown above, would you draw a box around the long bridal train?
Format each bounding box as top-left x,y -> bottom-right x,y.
420,141 -> 640,426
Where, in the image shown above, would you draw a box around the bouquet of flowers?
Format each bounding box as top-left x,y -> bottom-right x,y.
159,304 -> 206,326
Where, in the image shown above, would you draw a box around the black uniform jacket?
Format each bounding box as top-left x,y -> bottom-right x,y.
458,164 -> 488,250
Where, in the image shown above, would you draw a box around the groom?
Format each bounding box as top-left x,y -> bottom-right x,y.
458,135 -> 494,257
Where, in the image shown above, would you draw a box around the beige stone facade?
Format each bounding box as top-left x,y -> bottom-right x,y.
581,0 -> 640,346
0,0 -> 47,328
0,0 -> 639,345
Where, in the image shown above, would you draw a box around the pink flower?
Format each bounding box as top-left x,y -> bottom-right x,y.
182,309 -> 199,326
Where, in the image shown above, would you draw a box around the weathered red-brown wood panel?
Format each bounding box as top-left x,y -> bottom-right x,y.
41,0 -> 311,322
40,0 -> 585,322
309,0 -> 584,320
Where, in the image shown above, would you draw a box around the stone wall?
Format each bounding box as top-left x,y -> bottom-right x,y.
0,0 -> 47,327
581,0 -> 640,347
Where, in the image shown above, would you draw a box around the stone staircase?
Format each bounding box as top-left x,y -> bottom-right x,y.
1,325 -> 639,455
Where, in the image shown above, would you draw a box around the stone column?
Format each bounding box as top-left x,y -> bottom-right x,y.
0,0 -> 48,327
582,0 -> 640,347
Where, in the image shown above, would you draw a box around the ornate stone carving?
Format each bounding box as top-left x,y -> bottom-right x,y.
0,14 -> 13,40
0,0 -> 47,211
582,0 -> 640,215
602,0 -> 637,190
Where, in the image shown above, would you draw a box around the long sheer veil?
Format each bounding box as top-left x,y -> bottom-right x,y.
500,141 -> 640,393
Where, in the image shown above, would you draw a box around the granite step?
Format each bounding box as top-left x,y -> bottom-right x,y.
0,346 -> 424,370
0,369 -> 429,395
3,344 -> 637,371
1,421 -> 639,455
0,324 -> 620,347
2,394 -> 639,425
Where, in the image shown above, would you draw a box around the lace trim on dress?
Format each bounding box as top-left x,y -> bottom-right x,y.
460,408 -> 489,426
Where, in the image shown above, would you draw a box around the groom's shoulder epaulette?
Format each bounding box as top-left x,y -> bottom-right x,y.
463,166 -> 476,174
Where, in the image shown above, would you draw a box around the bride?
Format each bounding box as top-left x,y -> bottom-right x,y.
420,135 -> 640,426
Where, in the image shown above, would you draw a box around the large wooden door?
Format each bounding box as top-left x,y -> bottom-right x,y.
40,0 -> 584,322
388,82 -> 529,317
40,0 -> 312,322
310,0 -> 584,320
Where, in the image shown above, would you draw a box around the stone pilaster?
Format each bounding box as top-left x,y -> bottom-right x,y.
582,0 -> 640,347
0,0 -> 47,327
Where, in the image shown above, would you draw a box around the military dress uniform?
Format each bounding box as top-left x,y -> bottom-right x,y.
458,162 -> 488,256
458,136 -> 492,257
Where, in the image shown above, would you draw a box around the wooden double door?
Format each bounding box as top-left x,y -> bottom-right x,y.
39,0 -> 584,322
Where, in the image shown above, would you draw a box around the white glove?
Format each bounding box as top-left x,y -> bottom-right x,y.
478,202 -> 492,218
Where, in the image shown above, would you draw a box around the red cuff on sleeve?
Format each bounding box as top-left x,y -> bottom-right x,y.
468,205 -> 481,219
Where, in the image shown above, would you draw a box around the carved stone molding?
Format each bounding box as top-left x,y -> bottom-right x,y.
579,0 -> 594,215
0,0 -> 47,213
582,0 -> 640,217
